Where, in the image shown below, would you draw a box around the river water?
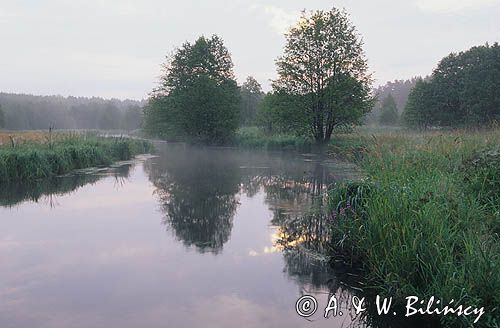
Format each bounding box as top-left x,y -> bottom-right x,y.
0,143 -> 369,328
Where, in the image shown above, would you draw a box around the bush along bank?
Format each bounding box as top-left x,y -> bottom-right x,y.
233,127 -> 314,152
0,136 -> 153,183
326,130 -> 500,327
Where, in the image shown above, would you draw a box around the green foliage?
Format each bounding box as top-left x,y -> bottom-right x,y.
403,78 -> 434,128
234,127 -> 313,151
144,35 -> 240,144
0,137 -> 152,183
404,43 -> 500,128
240,76 -> 264,126
257,91 -> 311,135
328,135 -> 370,162
143,97 -> 173,139
327,130 -> 500,327
162,75 -> 240,143
160,35 -> 234,92
463,147 -> 500,218
367,78 -> 420,124
272,7 -> 373,145
378,93 -> 399,125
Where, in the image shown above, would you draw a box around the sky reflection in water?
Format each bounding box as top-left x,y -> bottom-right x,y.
0,144 -> 365,328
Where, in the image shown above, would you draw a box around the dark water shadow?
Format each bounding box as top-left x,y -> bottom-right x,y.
0,163 -> 132,208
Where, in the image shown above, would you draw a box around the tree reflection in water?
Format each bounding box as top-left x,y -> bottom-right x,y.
262,160 -> 372,327
0,163 -> 132,208
145,144 -> 371,323
145,144 -> 240,254
146,144 -> 339,255
264,161 -> 334,289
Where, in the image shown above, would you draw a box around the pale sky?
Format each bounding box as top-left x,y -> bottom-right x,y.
1,0 -> 499,99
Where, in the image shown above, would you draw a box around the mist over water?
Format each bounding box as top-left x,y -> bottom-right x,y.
0,144 -> 368,328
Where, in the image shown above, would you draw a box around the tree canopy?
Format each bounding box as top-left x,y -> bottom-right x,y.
378,93 -> 399,125
144,35 -> 240,144
404,43 -> 500,128
366,77 -> 420,125
267,7 -> 373,145
240,76 -> 264,126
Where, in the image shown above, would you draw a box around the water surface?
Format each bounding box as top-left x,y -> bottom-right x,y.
0,144 -> 367,328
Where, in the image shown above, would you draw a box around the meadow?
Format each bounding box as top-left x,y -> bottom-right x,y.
0,131 -> 152,183
327,128 -> 499,327
0,130 -> 60,145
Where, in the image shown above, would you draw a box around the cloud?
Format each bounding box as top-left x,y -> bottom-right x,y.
252,4 -> 299,34
416,0 -> 500,12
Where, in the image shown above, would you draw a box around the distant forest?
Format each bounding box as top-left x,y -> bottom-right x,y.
365,77 -> 422,124
0,93 -> 144,131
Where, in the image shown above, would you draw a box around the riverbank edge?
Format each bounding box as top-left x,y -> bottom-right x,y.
0,136 -> 153,183
141,127 -> 328,152
324,130 -> 499,327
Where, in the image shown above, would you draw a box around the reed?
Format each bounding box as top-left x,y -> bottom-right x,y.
0,135 -> 153,183
327,128 -> 500,327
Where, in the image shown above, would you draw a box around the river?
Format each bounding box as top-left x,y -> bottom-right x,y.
0,143 -> 370,328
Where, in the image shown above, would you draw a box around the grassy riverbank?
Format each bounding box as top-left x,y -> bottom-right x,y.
0,133 -> 152,182
327,129 -> 499,327
234,126 -> 351,151
234,127 -> 313,151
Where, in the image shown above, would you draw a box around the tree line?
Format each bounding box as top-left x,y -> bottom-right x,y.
370,44 -> 500,128
2,7 -> 497,136
0,93 -> 144,131
359,43 -> 499,129
403,43 -> 500,128
144,7 -> 373,145
365,77 -> 421,126
145,7 -> 499,145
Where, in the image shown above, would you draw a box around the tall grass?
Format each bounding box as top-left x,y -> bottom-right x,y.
327,129 -> 500,327
0,135 -> 153,183
234,127 -> 314,151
